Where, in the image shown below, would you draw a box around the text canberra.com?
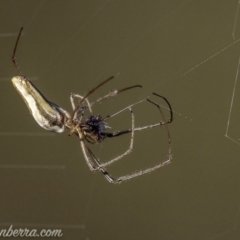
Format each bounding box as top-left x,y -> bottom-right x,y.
0,225 -> 63,237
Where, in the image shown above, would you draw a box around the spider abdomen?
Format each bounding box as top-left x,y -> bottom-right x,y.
12,76 -> 68,133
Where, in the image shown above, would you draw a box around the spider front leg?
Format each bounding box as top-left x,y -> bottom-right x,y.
97,107 -> 134,168
101,93 -> 173,183
112,93 -> 173,182
79,93 -> 173,184
98,93 -> 172,169
77,107 -> 134,183
90,85 -> 142,107
79,138 -> 124,184
78,129 -> 120,183
70,93 -> 92,113
133,93 -> 173,132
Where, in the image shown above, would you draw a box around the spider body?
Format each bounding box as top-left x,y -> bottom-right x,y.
11,27 -> 173,183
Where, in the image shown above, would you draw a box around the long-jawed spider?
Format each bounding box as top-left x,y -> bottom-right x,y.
11,27 -> 173,183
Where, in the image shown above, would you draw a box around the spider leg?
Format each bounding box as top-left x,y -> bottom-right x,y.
12,27 -> 23,76
72,75 -> 116,119
78,93 -> 173,184
134,93 -> 173,131
100,129 -> 132,138
78,107 -> 136,183
90,85 -> 142,107
111,158 -> 171,183
98,107 -> 134,168
150,92 -> 173,123
79,107 -> 134,170
83,137 -> 171,183
104,98 -> 147,121
106,94 -> 172,183
78,130 -> 99,171
82,143 -> 124,183
70,93 -> 92,113
105,93 -> 172,183
103,92 -> 173,133
104,92 -> 173,157
82,129 -> 171,183
79,131 -> 120,183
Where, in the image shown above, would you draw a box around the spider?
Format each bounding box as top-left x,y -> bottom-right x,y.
11,27 -> 173,184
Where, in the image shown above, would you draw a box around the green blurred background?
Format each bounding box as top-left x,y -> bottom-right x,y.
1,0 -> 240,239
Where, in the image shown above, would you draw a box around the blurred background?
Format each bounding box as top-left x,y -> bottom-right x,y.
1,0 -> 240,239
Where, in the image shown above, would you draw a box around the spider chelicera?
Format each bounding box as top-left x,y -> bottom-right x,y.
11,27 -> 173,184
